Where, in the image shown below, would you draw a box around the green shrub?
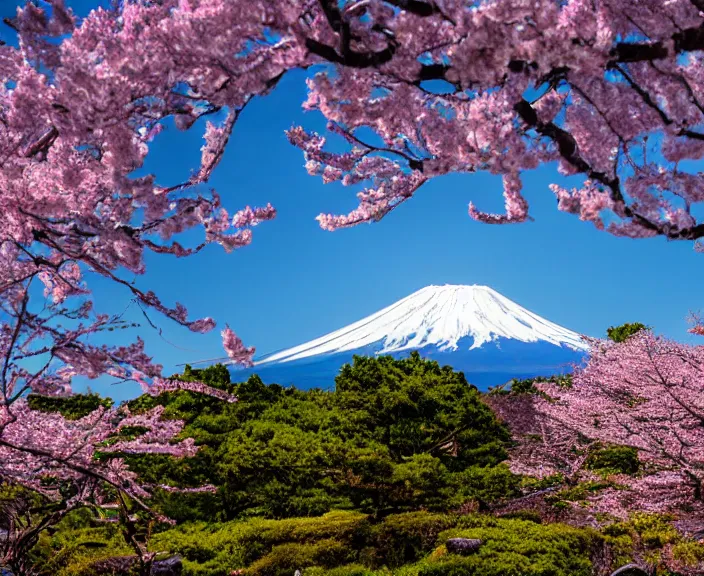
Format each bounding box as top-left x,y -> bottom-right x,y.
672,541 -> 704,566
429,515 -> 598,576
628,513 -> 679,548
586,446 -> 640,475
27,393 -> 113,420
303,565 -> 376,576
252,511 -> 369,545
452,464 -> 521,505
29,522 -> 132,576
601,512 -> 682,571
369,512 -> 455,568
546,480 -> 614,506
490,375 -> 573,397
507,378 -> 539,394
498,510 -> 542,524
520,474 -> 564,492
600,531 -> 634,570
149,511 -> 369,576
248,539 -> 355,576
33,510 -> 653,576
606,323 -> 647,343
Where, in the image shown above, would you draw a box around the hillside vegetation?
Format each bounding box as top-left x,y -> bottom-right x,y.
10,351 -> 704,575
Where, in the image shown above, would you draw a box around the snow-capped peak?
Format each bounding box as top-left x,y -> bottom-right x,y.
255,284 -> 587,366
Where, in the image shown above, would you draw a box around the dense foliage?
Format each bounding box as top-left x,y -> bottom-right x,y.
16,350 -> 704,576
31,511 -> 605,576
26,393 -> 114,420
28,505 -> 704,576
606,323 -> 648,343
122,353 -> 514,521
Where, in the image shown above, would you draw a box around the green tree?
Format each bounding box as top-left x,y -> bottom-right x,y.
26,393 -> 113,420
125,354 -> 514,520
606,322 -> 648,343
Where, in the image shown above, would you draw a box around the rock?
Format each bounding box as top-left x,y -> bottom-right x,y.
89,554 -> 182,576
610,564 -> 650,576
446,538 -> 482,555
151,556 -> 183,576
89,556 -> 136,575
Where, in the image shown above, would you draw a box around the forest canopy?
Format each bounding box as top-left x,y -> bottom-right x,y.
120,353 -> 514,521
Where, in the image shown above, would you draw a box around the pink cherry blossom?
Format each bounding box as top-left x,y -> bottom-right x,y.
3,0 -> 704,566
221,325 -> 255,367
495,331 -> 704,518
147,377 -> 238,403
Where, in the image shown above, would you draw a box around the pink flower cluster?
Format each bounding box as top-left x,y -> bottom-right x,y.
284,0 -> 704,245
495,330 -> 704,519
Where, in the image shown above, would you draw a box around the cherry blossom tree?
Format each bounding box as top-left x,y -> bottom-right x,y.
0,0 -> 280,568
3,0 -> 704,569
0,386 -> 238,573
487,387 -> 594,483
494,332 -> 704,524
287,0 -> 704,243
536,332 -> 704,500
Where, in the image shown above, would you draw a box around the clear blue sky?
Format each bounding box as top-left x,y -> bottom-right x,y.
5,1 -> 704,400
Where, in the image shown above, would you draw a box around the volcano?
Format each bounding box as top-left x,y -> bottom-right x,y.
229,285 -> 589,391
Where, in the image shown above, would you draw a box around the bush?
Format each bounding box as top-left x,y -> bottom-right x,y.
586,446 -> 640,475
498,510 -> 542,524
29,521 -> 132,576
369,512 -> 455,568
601,513 -> 684,572
672,541 -> 704,567
452,464 -> 521,505
545,480 -> 614,507
149,511 -> 369,576
35,510 -> 657,576
27,393 -> 113,420
247,539 -> 354,576
628,513 -> 679,548
304,565 -> 376,576
427,516 -> 599,576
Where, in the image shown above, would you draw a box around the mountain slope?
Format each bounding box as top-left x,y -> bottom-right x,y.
231,285 -> 589,390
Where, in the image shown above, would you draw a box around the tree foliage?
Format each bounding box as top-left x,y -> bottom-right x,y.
606,323 -> 648,343
17,348 -> 704,576
125,353 -> 514,521
490,329 -> 704,542
2,0 -> 704,571
26,393 -> 114,421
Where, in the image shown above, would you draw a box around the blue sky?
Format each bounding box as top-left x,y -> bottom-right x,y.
5,1 -> 704,400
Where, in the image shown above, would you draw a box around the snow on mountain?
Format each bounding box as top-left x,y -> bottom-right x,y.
255,284 -> 587,367
225,284 -> 588,390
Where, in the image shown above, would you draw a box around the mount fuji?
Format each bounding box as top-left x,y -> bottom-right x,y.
230,285 -> 589,391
